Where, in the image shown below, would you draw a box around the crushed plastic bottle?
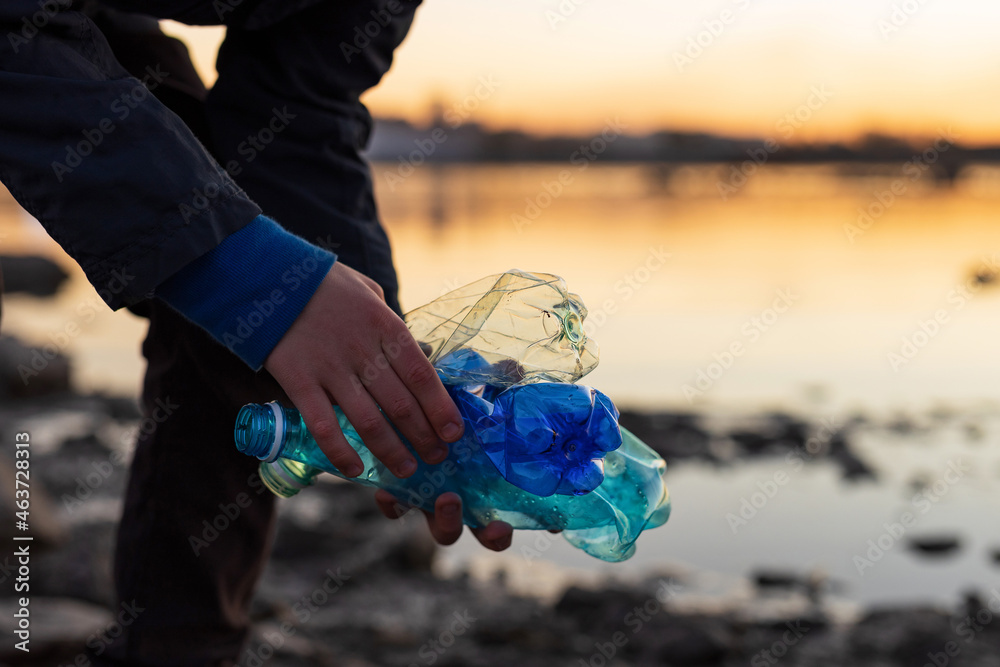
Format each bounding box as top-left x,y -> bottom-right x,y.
233,270 -> 671,562
454,381 -> 622,497
235,391 -> 669,562
405,270 -> 599,387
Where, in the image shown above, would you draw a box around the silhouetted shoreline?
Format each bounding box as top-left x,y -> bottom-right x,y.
367,117 -> 984,185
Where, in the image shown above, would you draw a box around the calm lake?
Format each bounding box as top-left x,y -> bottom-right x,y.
3,162 -> 1000,609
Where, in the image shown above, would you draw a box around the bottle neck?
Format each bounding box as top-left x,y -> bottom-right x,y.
234,401 -> 289,461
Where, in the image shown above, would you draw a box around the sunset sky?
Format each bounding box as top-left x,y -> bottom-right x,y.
164,0 -> 1000,145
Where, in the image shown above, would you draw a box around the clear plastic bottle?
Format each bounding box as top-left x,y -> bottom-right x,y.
234,269 -> 672,561
234,385 -> 670,562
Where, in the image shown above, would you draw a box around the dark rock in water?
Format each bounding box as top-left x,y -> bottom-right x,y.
619,411 -> 711,460
751,569 -> 831,603
622,409 -> 875,483
752,570 -> 802,590
759,614 -> 829,635
728,412 -> 809,456
0,334 -> 71,398
886,414 -> 920,435
972,265 -> 998,287
827,432 -> 877,481
963,421 -> 985,442
0,253 -> 69,296
907,535 -> 962,556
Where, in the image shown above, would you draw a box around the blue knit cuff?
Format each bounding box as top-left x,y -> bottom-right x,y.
157,215 -> 337,369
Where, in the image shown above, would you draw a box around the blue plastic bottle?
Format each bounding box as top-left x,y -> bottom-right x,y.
235,270 -> 671,561
234,383 -> 670,562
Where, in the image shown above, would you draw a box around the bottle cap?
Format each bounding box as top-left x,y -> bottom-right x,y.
259,459 -> 321,497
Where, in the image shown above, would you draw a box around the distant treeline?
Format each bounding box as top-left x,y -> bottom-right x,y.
367,118 -> 991,181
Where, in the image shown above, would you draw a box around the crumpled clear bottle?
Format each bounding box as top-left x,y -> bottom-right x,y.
405,270 -> 599,387
233,270 -> 671,562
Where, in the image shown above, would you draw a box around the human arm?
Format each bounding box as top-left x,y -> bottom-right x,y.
0,2 -> 463,478
0,1 -> 260,306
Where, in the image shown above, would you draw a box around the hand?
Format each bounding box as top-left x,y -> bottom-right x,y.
263,262 -> 464,478
374,490 -> 514,551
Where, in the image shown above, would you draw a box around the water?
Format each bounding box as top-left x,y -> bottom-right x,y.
4,162 -> 1000,606
6,162 -> 1000,412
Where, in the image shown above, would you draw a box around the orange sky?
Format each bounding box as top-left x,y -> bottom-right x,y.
163,0 -> 1000,146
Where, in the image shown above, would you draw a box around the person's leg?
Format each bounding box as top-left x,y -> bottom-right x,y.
103,303 -> 283,666
80,9 -> 284,666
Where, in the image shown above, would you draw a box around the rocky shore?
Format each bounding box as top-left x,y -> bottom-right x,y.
2,336 -> 1000,666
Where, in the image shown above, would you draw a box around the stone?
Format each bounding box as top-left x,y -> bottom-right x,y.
0,335 -> 71,399
0,254 -> 69,297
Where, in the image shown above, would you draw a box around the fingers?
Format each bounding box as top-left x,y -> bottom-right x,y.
423,492 -> 464,546
264,262 -> 461,476
374,489 -> 407,519
336,386 -> 418,479
288,387 -> 363,477
365,364 -> 447,465
472,521 -> 513,552
375,491 -> 514,552
385,329 -> 464,444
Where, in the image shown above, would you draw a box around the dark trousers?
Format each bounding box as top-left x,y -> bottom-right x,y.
81,1 -> 419,663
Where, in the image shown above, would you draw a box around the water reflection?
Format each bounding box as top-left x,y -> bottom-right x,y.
5,162 -> 1000,408
4,163 -> 1000,606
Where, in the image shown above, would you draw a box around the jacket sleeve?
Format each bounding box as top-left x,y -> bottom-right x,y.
0,1 -> 262,309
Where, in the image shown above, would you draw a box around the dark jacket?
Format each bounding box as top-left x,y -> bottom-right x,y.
0,0 -> 414,311
0,0 -> 265,308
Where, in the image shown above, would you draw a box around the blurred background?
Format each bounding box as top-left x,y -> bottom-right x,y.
4,1 -> 1000,665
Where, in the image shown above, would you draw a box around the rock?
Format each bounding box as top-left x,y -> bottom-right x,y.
964,421 -> 985,442
95,393 -> 142,422
827,432 -> 876,481
886,414 -> 920,435
752,569 -> 801,590
0,597 -> 112,663
243,623 -> 340,666
907,535 -> 962,557
33,436 -> 129,503
619,411 -> 711,461
554,585 -> 645,635
32,521 -> 118,607
0,335 -> 72,399
972,265 -> 998,287
268,481 -> 436,577
0,254 -> 69,297
852,607 -> 954,662
635,616 -> 730,666
0,456 -> 64,549
728,412 -> 809,456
